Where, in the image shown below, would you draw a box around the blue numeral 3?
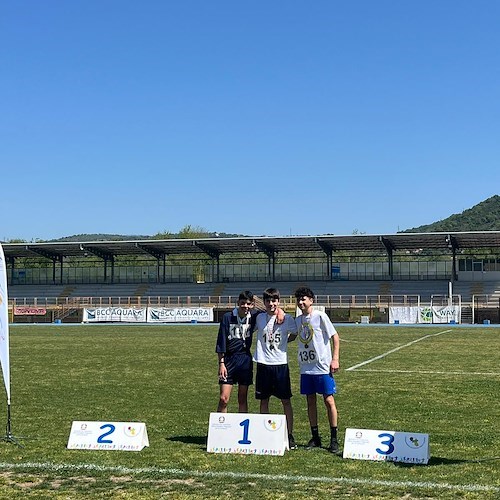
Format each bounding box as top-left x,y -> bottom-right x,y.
376,433 -> 395,455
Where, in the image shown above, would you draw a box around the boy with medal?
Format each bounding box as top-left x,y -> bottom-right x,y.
253,288 -> 298,449
295,286 -> 340,453
215,291 -> 287,413
215,291 -> 257,413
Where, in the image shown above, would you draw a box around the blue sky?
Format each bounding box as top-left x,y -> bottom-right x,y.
1,1 -> 499,241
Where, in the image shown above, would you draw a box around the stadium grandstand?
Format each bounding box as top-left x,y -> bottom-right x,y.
3,231 -> 500,324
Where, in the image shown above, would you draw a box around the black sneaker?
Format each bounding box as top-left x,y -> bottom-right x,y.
328,437 -> 340,454
306,436 -> 322,449
288,434 -> 298,450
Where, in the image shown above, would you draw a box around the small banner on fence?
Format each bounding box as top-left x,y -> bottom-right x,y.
14,307 -> 47,316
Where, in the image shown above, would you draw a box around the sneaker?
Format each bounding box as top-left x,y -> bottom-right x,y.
306,436 -> 322,449
288,434 -> 298,450
328,438 -> 340,454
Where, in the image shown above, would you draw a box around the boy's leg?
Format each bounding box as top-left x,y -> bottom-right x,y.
281,398 -> 297,449
259,397 -> 270,414
217,384 -> 233,413
281,398 -> 293,434
323,394 -> 338,427
306,393 -> 322,448
324,394 -> 339,453
237,384 -> 249,413
307,393 -> 318,427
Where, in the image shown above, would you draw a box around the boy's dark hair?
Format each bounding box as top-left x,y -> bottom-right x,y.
294,286 -> 315,300
238,290 -> 254,302
263,287 -> 280,301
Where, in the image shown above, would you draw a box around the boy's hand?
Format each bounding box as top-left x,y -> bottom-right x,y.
276,307 -> 285,324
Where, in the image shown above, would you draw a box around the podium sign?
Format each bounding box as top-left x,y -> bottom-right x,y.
343,428 -> 430,464
207,413 -> 288,455
67,421 -> 149,451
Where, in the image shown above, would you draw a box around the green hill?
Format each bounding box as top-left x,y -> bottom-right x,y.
403,195 -> 500,232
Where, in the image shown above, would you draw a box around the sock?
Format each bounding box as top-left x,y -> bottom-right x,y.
330,426 -> 338,440
311,426 -> 320,439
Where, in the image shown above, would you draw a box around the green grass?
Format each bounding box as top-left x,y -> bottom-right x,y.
0,324 -> 498,498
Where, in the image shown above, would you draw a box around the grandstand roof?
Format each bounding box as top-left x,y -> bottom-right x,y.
2,231 -> 500,260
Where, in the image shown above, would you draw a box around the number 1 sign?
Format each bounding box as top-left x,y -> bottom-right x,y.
67,421 -> 149,451
207,413 -> 288,455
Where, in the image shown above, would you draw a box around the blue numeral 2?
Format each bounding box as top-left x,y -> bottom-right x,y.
97,424 -> 116,444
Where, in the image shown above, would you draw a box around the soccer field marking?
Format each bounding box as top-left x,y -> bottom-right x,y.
0,461 -> 498,494
349,368 -> 500,376
346,329 -> 453,371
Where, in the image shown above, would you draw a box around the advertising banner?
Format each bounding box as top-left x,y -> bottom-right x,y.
83,307 -> 147,323
0,244 -> 11,403
390,306 -> 460,324
147,307 -> 214,323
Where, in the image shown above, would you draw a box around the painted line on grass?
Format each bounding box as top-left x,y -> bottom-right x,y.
346,330 -> 453,371
349,368 -> 500,376
0,461 -> 498,494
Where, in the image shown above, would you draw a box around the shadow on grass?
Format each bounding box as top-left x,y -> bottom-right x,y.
166,435 -> 207,447
394,455 -> 500,467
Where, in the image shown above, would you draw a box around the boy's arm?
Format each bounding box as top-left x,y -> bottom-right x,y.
330,333 -> 340,372
286,315 -> 298,342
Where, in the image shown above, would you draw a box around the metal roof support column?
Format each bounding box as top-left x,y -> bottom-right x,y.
213,255 -> 220,283
266,253 -> 275,282
51,256 -> 63,284
446,235 -> 458,281
193,241 -> 221,283
315,239 -> 333,280
103,256 -> 115,283
7,257 -> 15,283
378,236 -> 394,280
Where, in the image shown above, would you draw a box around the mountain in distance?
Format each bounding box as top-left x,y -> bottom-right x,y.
403,195 -> 500,233
49,231 -> 246,242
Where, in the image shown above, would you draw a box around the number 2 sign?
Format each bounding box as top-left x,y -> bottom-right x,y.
207,413 -> 288,455
67,421 -> 149,451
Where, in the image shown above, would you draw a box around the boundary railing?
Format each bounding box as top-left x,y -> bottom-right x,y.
10,294 -> 423,309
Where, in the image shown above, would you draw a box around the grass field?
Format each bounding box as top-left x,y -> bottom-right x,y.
0,323 -> 498,498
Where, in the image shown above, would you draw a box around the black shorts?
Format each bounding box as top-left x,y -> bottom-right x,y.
255,363 -> 292,400
220,353 -> 253,386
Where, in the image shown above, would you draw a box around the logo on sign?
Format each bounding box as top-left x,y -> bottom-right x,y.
264,419 -> 283,432
405,435 -> 426,449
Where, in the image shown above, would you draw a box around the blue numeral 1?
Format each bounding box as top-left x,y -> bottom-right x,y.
238,418 -> 251,445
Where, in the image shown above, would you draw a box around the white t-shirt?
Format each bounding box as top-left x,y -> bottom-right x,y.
253,313 -> 297,365
295,310 -> 337,375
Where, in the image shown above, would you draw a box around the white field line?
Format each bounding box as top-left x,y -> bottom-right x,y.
349,368 -> 500,376
346,330 -> 452,372
0,461 -> 498,494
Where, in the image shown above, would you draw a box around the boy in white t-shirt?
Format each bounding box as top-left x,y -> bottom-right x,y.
253,287 -> 298,449
295,286 -> 340,453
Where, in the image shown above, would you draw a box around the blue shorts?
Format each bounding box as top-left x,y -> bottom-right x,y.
300,373 -> 336,396
255,363 -> 292,400
220,353 -> 253,386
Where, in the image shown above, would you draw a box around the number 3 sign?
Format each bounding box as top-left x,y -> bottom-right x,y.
207,413 -> 289,455
343,428 -> 430,464
67,421 -> 149,451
